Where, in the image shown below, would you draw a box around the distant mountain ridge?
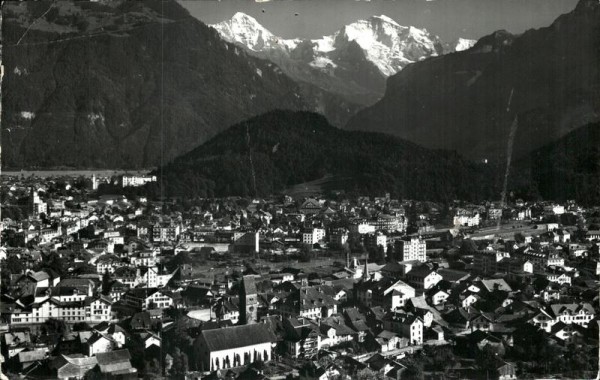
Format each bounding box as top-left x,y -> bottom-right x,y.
345,0 -> 600,162
212,13 -> 470,106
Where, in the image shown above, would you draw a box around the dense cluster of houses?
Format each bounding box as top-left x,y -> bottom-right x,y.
1,174 -> 600,378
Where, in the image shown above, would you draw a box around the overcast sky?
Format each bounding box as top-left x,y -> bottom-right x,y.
180,0 -> 578,42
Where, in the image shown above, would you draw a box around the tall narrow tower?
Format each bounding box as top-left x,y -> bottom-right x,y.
362,256 -> 370,281
239,275 -> 258,324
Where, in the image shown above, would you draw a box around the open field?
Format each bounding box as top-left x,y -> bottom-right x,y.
284,175 -> 352,198
186,250 -> 364,279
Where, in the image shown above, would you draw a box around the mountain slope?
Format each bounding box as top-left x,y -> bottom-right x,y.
211,13 -> 445,106
511,123 -> 600,205
158,110 -> 500,201
345,0 -> 600,162
158,111 -> 600,204
1,1 -> 331,169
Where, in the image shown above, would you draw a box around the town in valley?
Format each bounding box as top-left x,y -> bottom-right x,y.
2,0 -> 599,379
1,172 -> 599,379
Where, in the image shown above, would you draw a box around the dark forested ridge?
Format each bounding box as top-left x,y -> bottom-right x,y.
158,110 -> 502,201
345,0 -> 600,162
511,123 -> 600,205
158,112 -> 600,204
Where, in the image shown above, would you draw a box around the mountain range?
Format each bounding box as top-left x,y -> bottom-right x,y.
345,0 -> 600,162
0,0 -> 354,169
212,12 -> 474,106
2,0 -> 598,205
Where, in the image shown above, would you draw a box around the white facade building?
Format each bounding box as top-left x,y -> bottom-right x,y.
121,175 -> 157,187
302,228 -> 325,245
395,237 -> 427,262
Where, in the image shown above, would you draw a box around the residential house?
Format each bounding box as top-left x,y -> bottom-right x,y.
283,317 -> 320,358
121,288 -> 175,311
405,266 -> 442,291
382,310 -> 424,345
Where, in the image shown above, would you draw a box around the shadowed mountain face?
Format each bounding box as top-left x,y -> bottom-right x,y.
345,0 -> 600,162
1,1 -> 356,169
157,110 -> 501,201
512,122 -> 600,205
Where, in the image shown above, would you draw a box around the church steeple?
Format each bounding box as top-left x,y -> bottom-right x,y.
362,256 -> 370,281
239,275 -> 258,324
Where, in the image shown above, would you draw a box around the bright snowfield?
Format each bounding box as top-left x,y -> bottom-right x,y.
454,37 -> 477,52
211,12 -> 298,53
211,12 -> 471,79
339,15 -> 442,76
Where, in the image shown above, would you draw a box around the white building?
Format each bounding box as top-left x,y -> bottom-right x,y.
121,175 -> 157,187
121,288 -> 174,310
302,228 -> 325,245
95,255 -> 126,275
546,205 -> 565,215
531,303 -> 595,332
131,250 -> 159,267
152,223 -> 180,242
454,213 -> 480,227
135,266 -> 176,288
395,237 -> 427,262
383,312 -> 424,346
29,189 -> 48,217
349,223 -> 375,235
6,295 -> 113,325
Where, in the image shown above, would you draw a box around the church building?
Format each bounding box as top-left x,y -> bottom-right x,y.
194,324 -> 276,372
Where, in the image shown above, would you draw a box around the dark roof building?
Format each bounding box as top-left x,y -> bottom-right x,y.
194,324 -> 276,372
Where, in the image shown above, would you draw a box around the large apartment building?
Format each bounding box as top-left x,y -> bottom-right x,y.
395,237 -> 427,262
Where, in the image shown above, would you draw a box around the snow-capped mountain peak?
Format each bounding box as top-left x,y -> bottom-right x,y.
212,13 -> 446,77
213,12 -> 302,53
231,11 -> 257,23
211,13 -> 473,105
334,15 -> 444,76
370,14 -> 401,27
212,12 -> 278,52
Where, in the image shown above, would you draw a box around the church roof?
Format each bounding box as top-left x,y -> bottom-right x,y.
201,324 -> 275,352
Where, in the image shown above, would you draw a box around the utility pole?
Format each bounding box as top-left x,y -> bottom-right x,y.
597,292 -> 600,379
596,263 -> 600,380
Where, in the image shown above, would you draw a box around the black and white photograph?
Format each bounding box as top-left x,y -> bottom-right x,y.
0,0 -> 599,378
